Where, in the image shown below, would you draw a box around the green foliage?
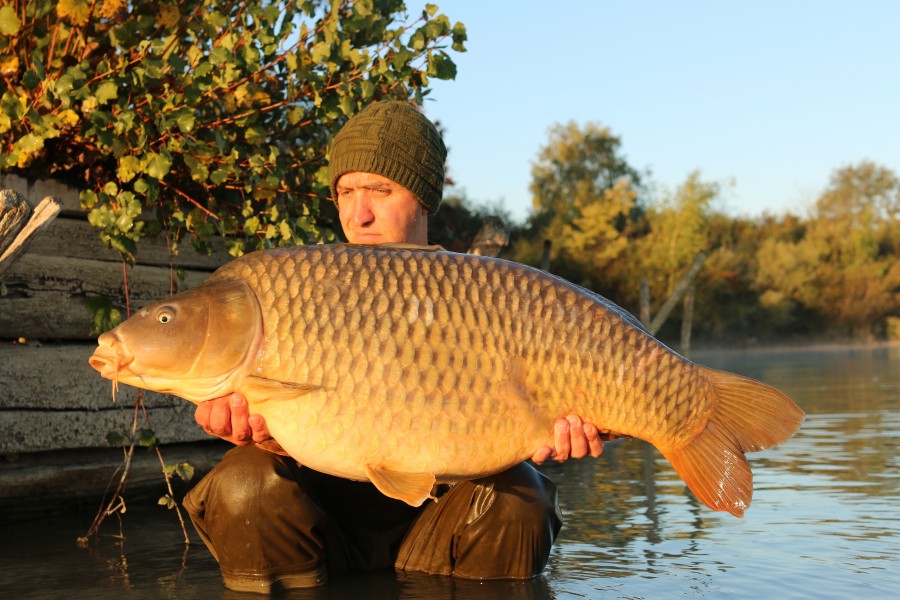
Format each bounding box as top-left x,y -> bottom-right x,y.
513,113 -> 900,343
0,0 -> 466,261
628,171 -> 717,306
507,121 -> 643,294
757,162 -> 900,337
528,121 -> 642,247
164,461 -> 195,482
84,294 -> 124,334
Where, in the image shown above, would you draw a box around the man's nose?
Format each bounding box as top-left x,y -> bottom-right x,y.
351,195 -> 375,226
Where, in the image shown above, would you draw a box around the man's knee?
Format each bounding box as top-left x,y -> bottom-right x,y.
184,445 -> 329,590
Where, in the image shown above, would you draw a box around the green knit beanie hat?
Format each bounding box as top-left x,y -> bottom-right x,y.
329,101 -> 447,214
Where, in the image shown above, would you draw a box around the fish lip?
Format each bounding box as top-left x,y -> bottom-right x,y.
89,334 -> 135,380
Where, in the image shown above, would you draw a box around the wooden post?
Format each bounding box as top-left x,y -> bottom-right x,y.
0,190 -> 62,277
639,279 -> 651,328
681,285 -> 695,357
540,239 -> 552,272
647,252 -> 707,335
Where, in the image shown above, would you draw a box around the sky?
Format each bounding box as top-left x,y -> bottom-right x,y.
408,1 -> 900,224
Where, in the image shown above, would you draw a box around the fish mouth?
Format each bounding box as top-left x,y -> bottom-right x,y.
89,333 -> 135,380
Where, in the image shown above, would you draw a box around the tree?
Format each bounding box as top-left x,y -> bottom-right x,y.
507,121 -> 642,287
756,162 -> 900,337
0,0 -> 466,259
529,121 -> 642,243
619,171 -> 717,311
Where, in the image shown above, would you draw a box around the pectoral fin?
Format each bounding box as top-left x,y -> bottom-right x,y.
365,464 -> 437,507
243,375 -> 320,404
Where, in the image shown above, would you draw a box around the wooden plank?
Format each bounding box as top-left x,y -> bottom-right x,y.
0,174 -> 83,216
0,405 -> 212,454
0,254 -> 209,339
24,216 -> 231,270
0,441 -> 231,520
0,343 -> 185,410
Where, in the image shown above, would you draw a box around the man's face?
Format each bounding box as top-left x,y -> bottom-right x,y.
336,172 -> 429,245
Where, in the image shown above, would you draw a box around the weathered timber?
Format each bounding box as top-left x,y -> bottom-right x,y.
0,188 -> 29,257
0,441 -> 230,522
23,217 -> 228,270
0,405 -> 209,455
0,178 -> 234,513
0,254 -> 209,339
0,191 -> 62,276
0,343 -> 185,411
646,251 -> 707,336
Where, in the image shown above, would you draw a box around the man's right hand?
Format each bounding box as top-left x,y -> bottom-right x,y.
194,393 -> 272,445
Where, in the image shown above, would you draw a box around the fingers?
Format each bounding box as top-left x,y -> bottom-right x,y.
534,415 -> 604,465
228,394 -> 252,443
531,445 -> 553,465
566,415 -> 589,459
249,413 -> 272,443
193,393 -> 266,445
584,422 -> 604,458
552,418 -> 571,462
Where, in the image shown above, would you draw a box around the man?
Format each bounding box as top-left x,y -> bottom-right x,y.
185,101 -> 604,592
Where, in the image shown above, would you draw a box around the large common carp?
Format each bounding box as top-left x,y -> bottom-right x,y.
89,244 -> 803,516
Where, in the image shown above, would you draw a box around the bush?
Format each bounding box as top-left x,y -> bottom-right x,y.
0,0 -> 466,259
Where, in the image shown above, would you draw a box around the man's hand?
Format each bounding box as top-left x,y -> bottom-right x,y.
531,414 -> 604,465
194,393 -> 271,445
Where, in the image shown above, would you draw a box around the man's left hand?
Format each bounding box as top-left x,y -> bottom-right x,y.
531,414 -> 604,465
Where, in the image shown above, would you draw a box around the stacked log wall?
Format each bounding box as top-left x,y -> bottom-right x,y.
0,175 -> 230,515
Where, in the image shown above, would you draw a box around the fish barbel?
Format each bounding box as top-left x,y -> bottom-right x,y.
89,243 -> 803,515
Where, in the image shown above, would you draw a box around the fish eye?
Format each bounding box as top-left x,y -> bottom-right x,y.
157,308 -> 175,324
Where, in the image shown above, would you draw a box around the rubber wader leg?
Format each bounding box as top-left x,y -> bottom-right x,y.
184,445 -> 336,592
394,462 -> 563,580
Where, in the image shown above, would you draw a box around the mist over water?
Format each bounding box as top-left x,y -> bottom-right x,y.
2,344 -> 897,599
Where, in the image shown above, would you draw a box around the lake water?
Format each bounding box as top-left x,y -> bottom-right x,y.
1,344 -> 898,599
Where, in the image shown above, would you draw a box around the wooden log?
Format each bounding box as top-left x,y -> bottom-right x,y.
0,173 -> 83,216
681,285 -> 695,357
0,192 -> 62,277
0,441 -> 230,521
0,343 -> 182,410
0,344 -> 211,454
647,252 -> 707,335
24,216 -> 230,270
0,188 -> 29,257
639,279 -> 651,327
0,254 -> 209,339
0,405 -> 210,454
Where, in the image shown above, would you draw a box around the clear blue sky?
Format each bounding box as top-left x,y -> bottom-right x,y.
410,1 -> 900,224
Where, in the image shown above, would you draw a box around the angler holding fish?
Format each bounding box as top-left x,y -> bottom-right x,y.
89,101 -> 803,592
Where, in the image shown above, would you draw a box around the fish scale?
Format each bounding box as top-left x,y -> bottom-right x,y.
90,243 -> 803,514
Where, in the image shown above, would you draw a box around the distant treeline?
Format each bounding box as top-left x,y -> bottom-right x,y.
429,123 -> 900,347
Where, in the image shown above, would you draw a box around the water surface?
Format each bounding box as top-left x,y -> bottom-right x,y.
2,344 -> 897,599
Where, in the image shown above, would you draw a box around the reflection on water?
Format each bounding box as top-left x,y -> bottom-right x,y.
1,344 -> 897,599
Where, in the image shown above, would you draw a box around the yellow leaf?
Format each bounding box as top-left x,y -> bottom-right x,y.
98,0 -> 126,21
57,0 -> 92,27
157,2 -> 180,29
0,54 -> 19,77
59,109 -> 80,127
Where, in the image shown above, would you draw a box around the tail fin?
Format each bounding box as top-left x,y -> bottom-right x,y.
660,368 -> 804,517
